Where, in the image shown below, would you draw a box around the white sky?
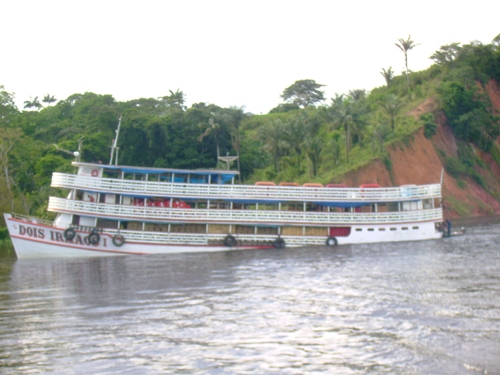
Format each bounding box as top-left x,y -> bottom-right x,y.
1,0 -> 499,114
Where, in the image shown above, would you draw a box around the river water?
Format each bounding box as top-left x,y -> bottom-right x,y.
0,222 -> 499,374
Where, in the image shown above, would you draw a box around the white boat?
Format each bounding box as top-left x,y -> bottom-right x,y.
4,161 -> 445,258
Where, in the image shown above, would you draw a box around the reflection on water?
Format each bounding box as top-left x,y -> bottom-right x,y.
1,223 -> 500,374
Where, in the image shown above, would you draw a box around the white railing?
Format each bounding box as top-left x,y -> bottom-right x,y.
51,173 -> 441,203
99,230 -> 328,247
48,197 -> 443,225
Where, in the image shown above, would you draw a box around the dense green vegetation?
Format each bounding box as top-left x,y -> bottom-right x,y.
1,35 -> 500,225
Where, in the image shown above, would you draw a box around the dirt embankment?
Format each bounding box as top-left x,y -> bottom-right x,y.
343,80 -> 500,219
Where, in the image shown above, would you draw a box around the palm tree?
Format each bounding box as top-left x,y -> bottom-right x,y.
23,96 -> 42,110
42,94 -> 57,106
258,119 -> 287,173
327,94 -> 354,164
395,36 -> 419,91
161,89 -> 185,110
227,106 -> 247,181
197,111 -> 229,166
374,122 -> 393,152
380,67 -> 394,88
378,94 -> 403,131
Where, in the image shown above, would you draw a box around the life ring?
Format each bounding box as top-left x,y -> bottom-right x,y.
325,236 -> 338,246
64,228 -> 76,240
87,232 -> 100,245
112,234 -> 125,247
223,234 -> 237,247
272,237 -> 285,249
91,169 -> 99,177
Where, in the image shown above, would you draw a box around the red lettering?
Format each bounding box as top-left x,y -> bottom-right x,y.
38,229 -> 45,239
55,232 -> 64,242
19,225 -> 26,235
75,235 -> 83,245
27,227 -> 34,237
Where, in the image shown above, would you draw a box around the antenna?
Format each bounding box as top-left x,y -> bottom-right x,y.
109,115 -> 122,165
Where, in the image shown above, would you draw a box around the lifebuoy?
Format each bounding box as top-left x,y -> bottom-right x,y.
272,237 -> 285,249
325,236 -> 338,246
87,232 -> 100,245
113,234 -> 125,247
223,234 -> 237,247
64,228 -> 76,240
91,169 -> 99,177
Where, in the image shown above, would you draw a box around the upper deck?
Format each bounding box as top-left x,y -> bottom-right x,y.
52,171 -> 441,205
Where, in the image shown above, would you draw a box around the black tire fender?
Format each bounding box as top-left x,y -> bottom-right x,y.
272,237 -> 285,249
223,234 -> 237,247
326,236 -> 338,246
64,228 -> 76,240
88,232 -> 100,245
112,234 -> 125,247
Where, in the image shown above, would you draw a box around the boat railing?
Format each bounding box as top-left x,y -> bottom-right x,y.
98,230 -> 329,247
48,197 -> 443,225
11,213 -> 54,226
51,173 -> 442,202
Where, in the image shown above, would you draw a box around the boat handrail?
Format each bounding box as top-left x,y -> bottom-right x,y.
48,197 -> 443,225
51,173 -> 442,202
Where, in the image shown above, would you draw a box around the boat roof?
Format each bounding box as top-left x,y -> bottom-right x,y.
73,162 -> 239,176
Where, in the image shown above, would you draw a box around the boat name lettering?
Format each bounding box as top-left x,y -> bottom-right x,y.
48,231 -> 106,247
18,225 -> 45,239
17,225 -> 106,248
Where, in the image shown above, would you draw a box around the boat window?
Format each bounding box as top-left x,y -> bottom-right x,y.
355,228 -> 362,231
367,228 -> 374,231
412,226 -> 419,230
378,228 -> 386,231
390,228 -> 397,231
402,227 -> 408,230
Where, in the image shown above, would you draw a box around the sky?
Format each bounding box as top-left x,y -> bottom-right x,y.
1,0 -> 499,114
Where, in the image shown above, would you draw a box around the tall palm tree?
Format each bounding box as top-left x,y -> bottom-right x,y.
258,119 -> 287,173
227,106 -> 247,181
23,96 -> 42,110
395,36 -> 419,91
42,94 -> 57,106
197,111 -> 229,166
380,67 -> 394,88
328,94 -> 354,164
378,94 -> 403,131
374,122 -> 393,152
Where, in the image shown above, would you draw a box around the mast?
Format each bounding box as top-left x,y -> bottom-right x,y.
109,115 -> 122,165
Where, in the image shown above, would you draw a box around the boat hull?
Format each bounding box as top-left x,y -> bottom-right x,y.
4,214 -> 443,259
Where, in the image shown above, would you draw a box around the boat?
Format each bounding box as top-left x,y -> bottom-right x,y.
3,117 -> 446,259
3,162 -> 446,259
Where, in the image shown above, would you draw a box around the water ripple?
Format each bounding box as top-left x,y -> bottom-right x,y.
1,223 -> 500,374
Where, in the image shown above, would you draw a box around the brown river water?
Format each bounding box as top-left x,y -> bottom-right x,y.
0,218 -> 499,374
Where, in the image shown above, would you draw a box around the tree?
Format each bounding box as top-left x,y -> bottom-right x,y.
380,67 -> 394,88
327,94 -> 354,164
378,94 -> 403,131
492,33 -> 500,47
160,89 -> 186,111
395,36 -> 419,91
0,85 -> 19,126
374,122 -> 393,152
42,94 -> 57,107
0,128 -> 23,212
281,79 -> 325,108
197,111 -> 229,165
258,119 -> 287,173
430,43 -> 462,65
226,106 -> 248,180
23,96 -> 42,110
